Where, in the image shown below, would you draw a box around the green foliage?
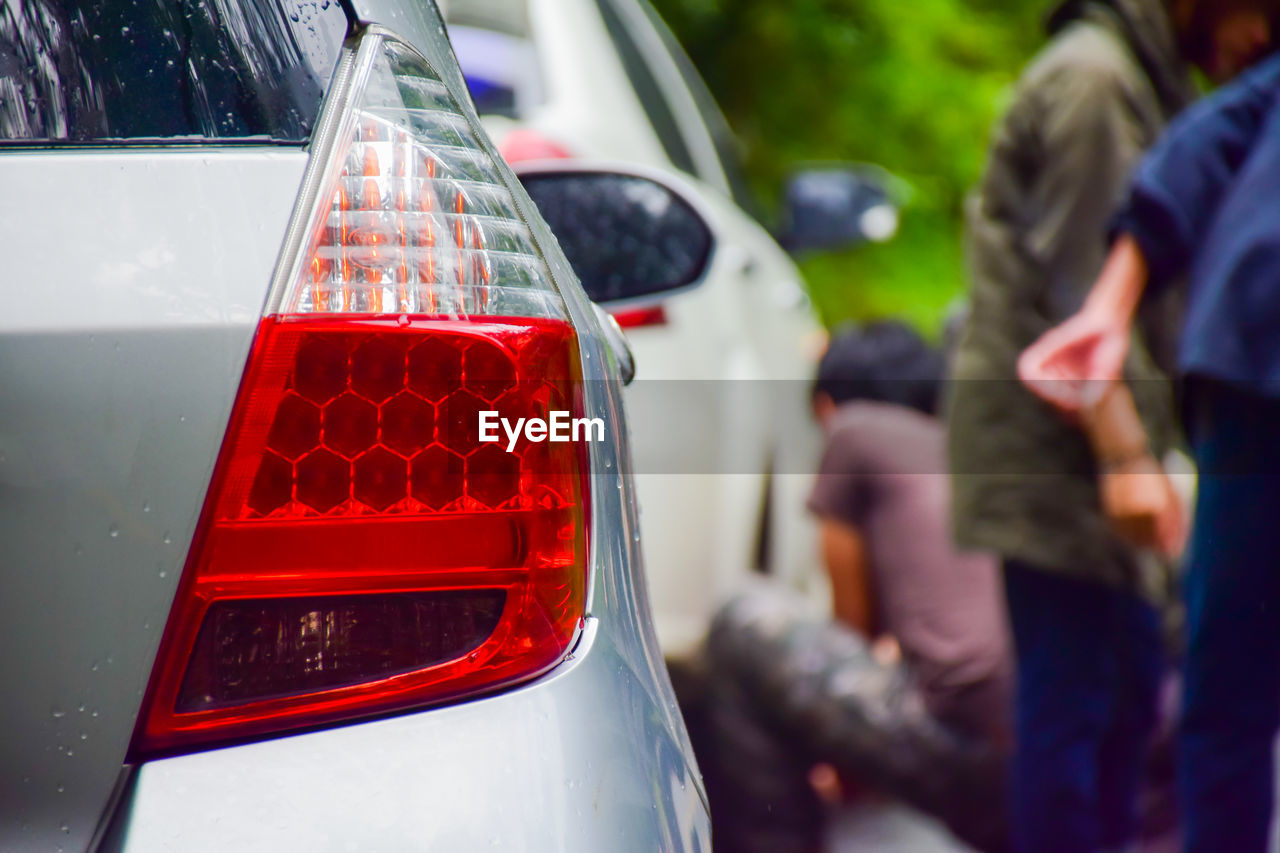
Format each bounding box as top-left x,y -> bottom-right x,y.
651,0 -> 1048,332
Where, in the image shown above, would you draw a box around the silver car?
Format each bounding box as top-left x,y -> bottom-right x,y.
0,1 -> 709,849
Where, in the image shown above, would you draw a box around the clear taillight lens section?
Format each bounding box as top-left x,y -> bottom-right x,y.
289,38 -> 564,320
133,32 -> 588,756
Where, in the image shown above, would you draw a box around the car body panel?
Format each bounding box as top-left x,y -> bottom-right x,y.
0,149 -> 307,852
109,619 -> 708,852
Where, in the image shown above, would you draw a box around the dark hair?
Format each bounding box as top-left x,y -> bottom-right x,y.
1181,0 -> 1280,69
812,321 -> 945,415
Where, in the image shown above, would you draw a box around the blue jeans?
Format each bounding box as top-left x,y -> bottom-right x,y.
1180,379 -> 1280,852
1003,561 -> 1164,853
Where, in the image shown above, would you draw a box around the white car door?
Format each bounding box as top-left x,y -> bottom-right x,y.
593,0 -> 827,647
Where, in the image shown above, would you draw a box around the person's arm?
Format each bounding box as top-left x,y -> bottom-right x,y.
1023,247 -> 1187,556
1019,234 -> 1148,409
1020,53 -> 1280,411
809,429 -> 881,635
1082,383 -> 1187,557
818,518 -> 877,637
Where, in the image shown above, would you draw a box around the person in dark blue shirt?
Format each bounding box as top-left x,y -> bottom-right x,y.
1021,47 -> 1280,852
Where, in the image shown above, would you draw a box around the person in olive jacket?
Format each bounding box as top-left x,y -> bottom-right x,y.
946,1 -> 1275,850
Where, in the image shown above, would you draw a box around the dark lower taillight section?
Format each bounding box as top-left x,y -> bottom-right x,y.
177,590 -> 507,712
132,315 -> 588,758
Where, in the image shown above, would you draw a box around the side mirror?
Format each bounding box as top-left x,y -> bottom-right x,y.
515,163 -> 715,305
779,165 -> 900,254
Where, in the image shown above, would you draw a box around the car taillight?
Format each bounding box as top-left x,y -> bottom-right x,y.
132,30 -> 588,757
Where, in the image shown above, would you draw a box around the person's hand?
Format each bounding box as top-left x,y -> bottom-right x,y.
1099,454 -> 1188,559
1018,306 -> 1131,413
808,763 -> 845,805
870,634 -> 901,667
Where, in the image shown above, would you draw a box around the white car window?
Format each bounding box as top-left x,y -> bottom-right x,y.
598,0 -> 739,196
591,0 -> 698,176
637,0 -> 761,219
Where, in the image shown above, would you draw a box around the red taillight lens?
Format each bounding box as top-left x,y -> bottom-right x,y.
135,316 -> 586,754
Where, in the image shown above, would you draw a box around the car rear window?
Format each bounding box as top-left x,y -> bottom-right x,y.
0,0 -> 348,144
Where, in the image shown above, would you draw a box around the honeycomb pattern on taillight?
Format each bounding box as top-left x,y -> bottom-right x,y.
244,324 -> 576,520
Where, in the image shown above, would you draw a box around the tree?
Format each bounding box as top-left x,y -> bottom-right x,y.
651,0 -> 1046,331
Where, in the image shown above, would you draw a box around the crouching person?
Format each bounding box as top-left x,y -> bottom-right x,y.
807,323 -> 1013,747
699,324 -> 1014,853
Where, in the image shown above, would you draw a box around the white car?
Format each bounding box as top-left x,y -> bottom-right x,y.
447,0 -> 845,662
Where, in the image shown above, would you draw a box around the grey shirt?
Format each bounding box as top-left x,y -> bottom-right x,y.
809,402 -> 1012,731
